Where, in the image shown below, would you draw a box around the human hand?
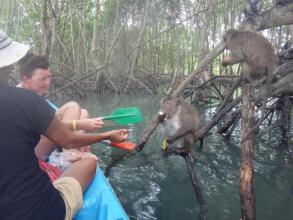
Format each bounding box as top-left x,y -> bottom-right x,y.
106,129 -> 128,143
62,150 -> 82,162
78,118 -> 104,131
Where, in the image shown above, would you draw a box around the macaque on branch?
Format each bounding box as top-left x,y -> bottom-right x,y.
158,95 -> 202,156
222,30 -> 276,111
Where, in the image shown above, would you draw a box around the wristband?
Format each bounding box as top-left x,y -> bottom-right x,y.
72,120 -> 77,131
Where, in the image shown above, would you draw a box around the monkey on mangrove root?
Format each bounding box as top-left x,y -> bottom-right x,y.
158,96 -> 207,218
158,95 -> 203,156
222,30 -> 277,115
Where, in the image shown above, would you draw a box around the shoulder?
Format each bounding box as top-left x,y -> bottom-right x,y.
2,86 -> 51,109
2,86 -> 36,96
16,87 -> 44,99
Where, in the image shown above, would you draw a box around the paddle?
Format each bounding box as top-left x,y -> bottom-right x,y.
101,140 -> 136,151
99,107 -> 142,125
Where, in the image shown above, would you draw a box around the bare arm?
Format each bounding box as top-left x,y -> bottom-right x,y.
45,116 -> 127,148
62,118 -> 104,131
38,116 -> 127,158
34,136 -> 56,161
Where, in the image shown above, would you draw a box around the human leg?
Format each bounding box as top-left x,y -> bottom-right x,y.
53,158 -> 96,219
56,102 -> 91,151
35,102 -> 82,160
80,108 -> 89,120
54,177 -> 82,220
56,101 -> 81,121
59,158 -> 96,192
35,135 -> 56,161
78,109 -> 92,152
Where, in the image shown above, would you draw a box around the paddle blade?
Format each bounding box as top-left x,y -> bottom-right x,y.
101,140 -> 136,151
103,107 -> 142,125
109,141 -> 136,151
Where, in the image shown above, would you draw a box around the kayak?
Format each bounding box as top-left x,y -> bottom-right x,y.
74,165 -> 129,220
39,161 -> 128,220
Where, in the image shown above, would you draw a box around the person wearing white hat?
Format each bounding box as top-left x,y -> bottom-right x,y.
0,29 -> 29,85
0,29 -> 128,220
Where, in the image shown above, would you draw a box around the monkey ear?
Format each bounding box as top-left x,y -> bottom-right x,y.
176,99 -> 181,106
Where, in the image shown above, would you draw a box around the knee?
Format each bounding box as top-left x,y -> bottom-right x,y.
59,101 -> 81,113
84,158 -> 97,174
66,101 -> 80,109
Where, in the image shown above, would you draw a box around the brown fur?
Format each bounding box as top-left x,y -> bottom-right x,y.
159,96 -> 202,155
222,30 -> 276,81
222,29 -> 277,117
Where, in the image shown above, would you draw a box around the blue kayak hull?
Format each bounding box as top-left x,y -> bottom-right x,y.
74,166 -> 128,220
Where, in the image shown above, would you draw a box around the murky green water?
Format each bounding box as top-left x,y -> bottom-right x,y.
57,94 -> 293,220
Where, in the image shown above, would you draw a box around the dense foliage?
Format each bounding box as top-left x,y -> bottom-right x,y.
0,0 -> 291,94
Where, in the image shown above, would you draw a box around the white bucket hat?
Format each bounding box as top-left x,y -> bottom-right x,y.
0,29 -> 29,68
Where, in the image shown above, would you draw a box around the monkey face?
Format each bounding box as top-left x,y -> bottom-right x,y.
223,29 -> 237,49
161,101 -> 176,118
160,97 -> 179,119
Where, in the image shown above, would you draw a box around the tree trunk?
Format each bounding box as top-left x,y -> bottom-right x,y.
82,0 -> 88,71
239,83 -> 256,220
70,0 -> 77,72
50,0 -> 61,62
41,0 -> 50,56
90,0 -> 100,68
5,0 -> 15,34
128,0 -> 150,78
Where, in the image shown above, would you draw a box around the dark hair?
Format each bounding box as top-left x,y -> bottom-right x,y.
18,53 -> 49,77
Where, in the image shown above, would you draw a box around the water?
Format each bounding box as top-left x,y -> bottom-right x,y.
58,94 -> 293,220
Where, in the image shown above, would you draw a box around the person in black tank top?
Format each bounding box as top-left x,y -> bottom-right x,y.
0,29 -> 128,220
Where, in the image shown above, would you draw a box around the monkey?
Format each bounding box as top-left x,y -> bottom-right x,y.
244,0 -> 262,17
158,95 -> 202,156
222,29 -> 276,82
222,29 -> 277,118
274,0 -> 293,6
166,8 -> 179,25
158,96 -> 207,217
